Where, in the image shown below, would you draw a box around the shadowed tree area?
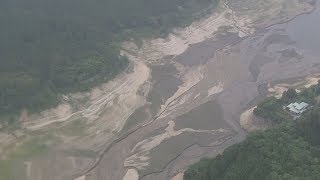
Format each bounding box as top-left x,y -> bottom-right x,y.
184,120 -> 320,180
0,0 -> 219,116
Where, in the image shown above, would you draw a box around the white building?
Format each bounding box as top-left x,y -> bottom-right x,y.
286,102 -> 309,115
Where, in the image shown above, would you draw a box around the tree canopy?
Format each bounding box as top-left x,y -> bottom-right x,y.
184,123 -> 320,180
0,0 -> 219,117
185,85 -> 320,180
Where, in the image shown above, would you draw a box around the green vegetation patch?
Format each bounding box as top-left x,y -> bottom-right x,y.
57,119 -> 88,137
254,83 -> 320,124
184,83 -> 320,180
184,123 -> 320,180
0,0 -> 219,119
64,149 -> 97,158
0,133 -> 58,180
7,134 -> 56,160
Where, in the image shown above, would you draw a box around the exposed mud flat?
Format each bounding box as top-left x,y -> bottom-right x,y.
124,121 -> 229,176
241,73 -> 320,132
83,1 -> 318,180
0,47 -> 152,179
267,74 -> 320,98
123,169 -> 139,180
171,173 -> 183,180
240,106 -> 269,132
0,0 -> 318,180
174,100 -> 228,131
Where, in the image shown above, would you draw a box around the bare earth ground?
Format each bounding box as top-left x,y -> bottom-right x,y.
241,73 -> 320,132
171,173 -> 183,180
0,0 -> 318,180
240,106 -> 261,132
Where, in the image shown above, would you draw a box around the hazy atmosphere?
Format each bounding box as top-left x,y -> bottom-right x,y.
1,0 -> 320,180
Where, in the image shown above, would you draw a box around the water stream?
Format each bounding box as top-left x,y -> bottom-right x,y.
286,1 -> 320,55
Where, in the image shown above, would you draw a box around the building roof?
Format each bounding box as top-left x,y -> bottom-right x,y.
287,102 -> 309,114
287,103 -> 300,114
293,102 -> 308,110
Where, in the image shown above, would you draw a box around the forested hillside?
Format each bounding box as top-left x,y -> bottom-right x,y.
0,0 -> 218,116
184,122 -> 320,180
184,86 -> 320,180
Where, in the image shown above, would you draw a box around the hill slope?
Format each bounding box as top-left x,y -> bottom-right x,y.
185,87 -> 320,180
0,0 -> 218,116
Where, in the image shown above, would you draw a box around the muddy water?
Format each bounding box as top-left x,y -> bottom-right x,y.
175,100 -> 228,130
148,64 -> 182,114
77,1 -> 320,180
175,32 -> 242,66
140,3 -> 320,179
286,1 -> 320,55
1,1 -> 318,180
121,63 -> 182,132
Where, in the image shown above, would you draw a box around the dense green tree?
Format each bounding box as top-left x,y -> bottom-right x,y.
296,107 -> 320,145
184,123 -> 320,180
253,97 -> 290,124
0,0 -> 219,117
281,88 -> 297,103
185,86 -> 320,180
